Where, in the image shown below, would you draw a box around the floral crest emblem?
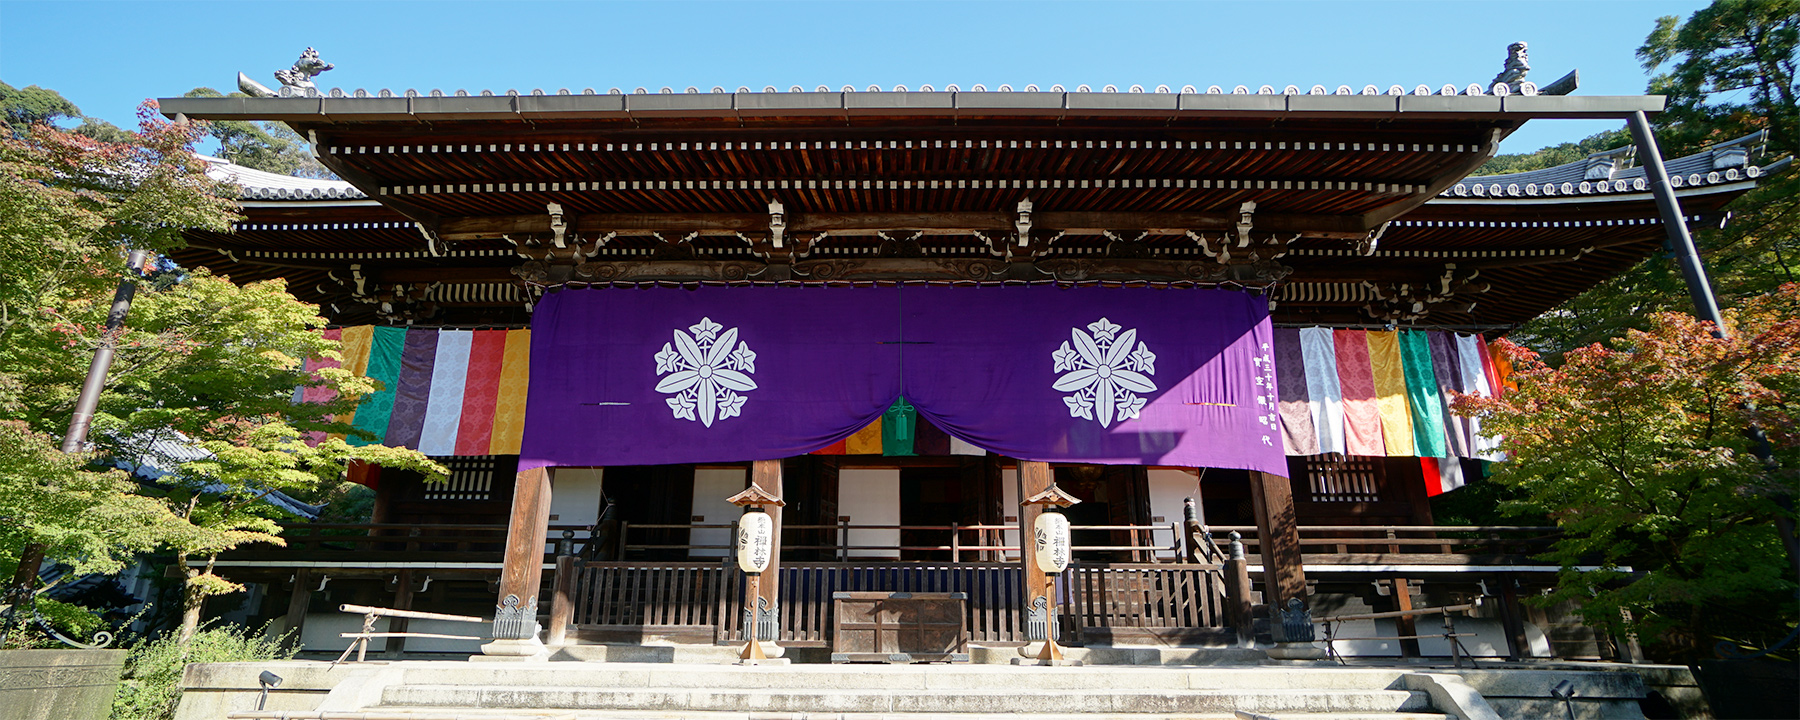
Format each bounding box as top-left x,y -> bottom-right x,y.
1052,318 -> 1157,428
654,318 -> 758,427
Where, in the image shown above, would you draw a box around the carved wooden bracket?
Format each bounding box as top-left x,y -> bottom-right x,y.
1361,264 -> 1491,321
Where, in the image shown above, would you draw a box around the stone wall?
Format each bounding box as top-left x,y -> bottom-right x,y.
0,649 -> 126,720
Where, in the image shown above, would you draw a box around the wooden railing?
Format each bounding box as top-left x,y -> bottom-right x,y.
1207,525 -> 1559,561
615,521 -> 1182,562
565,559 -> 1227,646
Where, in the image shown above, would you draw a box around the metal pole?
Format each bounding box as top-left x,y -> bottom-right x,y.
1627,111 -> 1800,590
1625,111 -> 1727,337
60,248 -> 150,452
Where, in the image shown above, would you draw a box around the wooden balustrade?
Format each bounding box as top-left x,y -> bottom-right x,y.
563,560 -> 1228,646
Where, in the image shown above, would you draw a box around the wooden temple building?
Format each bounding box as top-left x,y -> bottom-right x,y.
158,80 -> 1785,662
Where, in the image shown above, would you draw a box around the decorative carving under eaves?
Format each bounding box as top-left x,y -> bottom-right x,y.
1035,258 -> 1291,286
1361,265 -> 1491,322
570,259 -> 769,283
877,231 -> 927,258
792,258 -> 1004,282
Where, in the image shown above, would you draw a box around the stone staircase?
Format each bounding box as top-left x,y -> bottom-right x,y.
248,662 -> 1478,719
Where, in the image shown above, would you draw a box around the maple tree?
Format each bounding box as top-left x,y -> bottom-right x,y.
1456,288 -> 1800,658
0,98 -> 440,645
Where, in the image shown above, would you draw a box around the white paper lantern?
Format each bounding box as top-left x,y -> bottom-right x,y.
1033,512 -> 1072,574
736,511 -> 774,574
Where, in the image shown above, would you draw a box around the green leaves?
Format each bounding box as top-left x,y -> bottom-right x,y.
1456,296 -> 1800,655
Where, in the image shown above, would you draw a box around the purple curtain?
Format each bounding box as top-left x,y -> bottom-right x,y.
900,286 -> 1283,474
517,286 -> 902,470
519,285 -> 1284,475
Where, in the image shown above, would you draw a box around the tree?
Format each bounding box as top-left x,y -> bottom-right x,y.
0,98 -> 440,645
1456,290 -> 1800,660
183,88 -> 333,179
1466,1 -> 1800,360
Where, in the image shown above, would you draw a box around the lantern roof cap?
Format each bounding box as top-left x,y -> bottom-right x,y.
1024,486 -> 1082,508
727,485 -> 786,507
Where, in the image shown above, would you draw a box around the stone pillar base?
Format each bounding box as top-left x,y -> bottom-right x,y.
477,636 -> 548,661
1264,642 -> 1328,661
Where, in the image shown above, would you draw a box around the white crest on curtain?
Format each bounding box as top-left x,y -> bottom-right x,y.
1052,317 -> 1157,428
654,317 -> 758,427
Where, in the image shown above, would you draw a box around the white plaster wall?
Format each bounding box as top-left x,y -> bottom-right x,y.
547,467 -> 605,540
690,467 -> 749,557
288,612 -> 486,654
838,468 -> 900,559
1146,468 -> 1200,561
999,465 -> 1020,562
1324,616 -> 1551,659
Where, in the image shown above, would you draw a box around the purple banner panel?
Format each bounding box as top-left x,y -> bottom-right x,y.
901,285 -> 1285,475
517,286 -> 902,470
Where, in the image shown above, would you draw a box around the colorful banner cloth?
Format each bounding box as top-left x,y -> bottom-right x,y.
1273,328 -> 1506,465
515,285 -> 1285,474
303,326 -> 533,455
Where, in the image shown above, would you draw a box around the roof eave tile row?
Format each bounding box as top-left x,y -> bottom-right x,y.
1445,158 -> 1789,199
160,92 -> 1664,123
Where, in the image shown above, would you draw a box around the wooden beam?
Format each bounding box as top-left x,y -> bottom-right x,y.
438,211 -> 1371,241
1247,470 -> 1309,638
382,569 -> 415,659
489,467 -> 552,648
1360,126 -> 1509,230
284,567 -> 313,648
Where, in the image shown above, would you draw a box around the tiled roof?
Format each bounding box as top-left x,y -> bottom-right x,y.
201,154 -> 366,200
1446,132 -> 1779,198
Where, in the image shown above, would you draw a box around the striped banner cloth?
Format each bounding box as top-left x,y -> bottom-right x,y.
304,327 -> 532,456
1275,328 -> 1511,494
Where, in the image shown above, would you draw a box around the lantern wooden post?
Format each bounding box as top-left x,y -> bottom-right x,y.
1015,478 -> 1081,666
727,483 -> 786,665
750,460 -> 783,624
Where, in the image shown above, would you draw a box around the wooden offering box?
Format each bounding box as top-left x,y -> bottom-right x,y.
830,591 -> 969,664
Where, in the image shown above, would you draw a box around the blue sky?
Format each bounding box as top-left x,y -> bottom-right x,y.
2,1 -> 1706,154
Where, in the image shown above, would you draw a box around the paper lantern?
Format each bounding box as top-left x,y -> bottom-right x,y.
736,510 -> 774,574
1033,512 -> 1072,574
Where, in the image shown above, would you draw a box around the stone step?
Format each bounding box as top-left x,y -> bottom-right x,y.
392,663 -> 1420,693
381,686 -> 1436,715
231,711 -> 1452,720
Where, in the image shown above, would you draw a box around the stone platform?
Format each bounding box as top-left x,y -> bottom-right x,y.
175,651 -> 1709,720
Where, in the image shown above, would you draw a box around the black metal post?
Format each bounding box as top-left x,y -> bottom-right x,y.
1628,111 -> 1800,590
60,248 -> 150,452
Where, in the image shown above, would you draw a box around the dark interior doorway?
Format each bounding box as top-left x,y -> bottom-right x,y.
600,464 -> 696,561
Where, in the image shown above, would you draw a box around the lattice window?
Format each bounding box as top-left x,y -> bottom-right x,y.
1304,455 -> 1381,503
424,455 -> 498,500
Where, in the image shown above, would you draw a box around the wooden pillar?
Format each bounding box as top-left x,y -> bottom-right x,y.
1247,471 -> 1309,638
751,460 -> 783,635
1498,575 -> 1527,660
484,466 -> 552,655
1391,576 -> 1420,657
382,570 -> 416,659
1017,461 -> 1053,636
284,567 -> 313,650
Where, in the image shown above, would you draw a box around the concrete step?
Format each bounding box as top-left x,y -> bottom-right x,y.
381,686 -> 1436,715
231,711 -> 1452,720
390,663 -> 1421,693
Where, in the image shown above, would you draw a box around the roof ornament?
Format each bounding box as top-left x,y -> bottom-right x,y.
1489,42 -> 1529,94
238,47 -> 336,98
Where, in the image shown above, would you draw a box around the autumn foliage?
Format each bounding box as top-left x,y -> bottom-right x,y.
1456,287 -> 1800,658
